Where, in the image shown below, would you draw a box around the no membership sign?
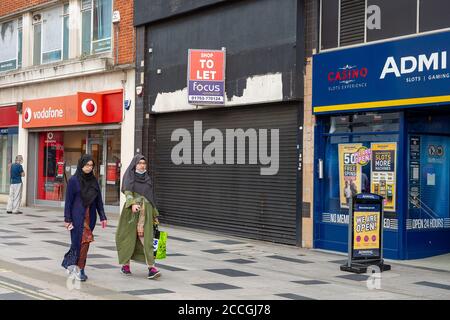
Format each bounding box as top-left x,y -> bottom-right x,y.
188,49 -> 225,105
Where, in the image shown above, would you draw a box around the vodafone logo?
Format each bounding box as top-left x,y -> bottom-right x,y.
81,99 -> 98,117
24,108 -> 32,123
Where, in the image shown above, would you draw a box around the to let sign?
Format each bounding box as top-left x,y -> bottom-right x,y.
188,49 -> 225,105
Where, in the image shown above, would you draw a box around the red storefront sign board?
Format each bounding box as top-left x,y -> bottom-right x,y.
0,105 -> 19,127
22,90 -> 123,128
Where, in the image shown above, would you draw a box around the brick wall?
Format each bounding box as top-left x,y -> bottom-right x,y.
305,0 -> 319,58
114,0 -> 134,65
0,0 -> 49,17
302,0 -> 319,248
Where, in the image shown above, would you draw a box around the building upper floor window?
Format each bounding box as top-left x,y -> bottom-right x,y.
0,0 -> 113,72
33,5 -> 69,65
419,0 -> 450,32
82,0 -> 113,56
320,0 -> 450,51
0,19 -> 21,72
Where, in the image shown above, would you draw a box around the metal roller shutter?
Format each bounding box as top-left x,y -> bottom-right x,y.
154,104 -> 300,245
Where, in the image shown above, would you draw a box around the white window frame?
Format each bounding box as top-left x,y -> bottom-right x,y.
81,0 -> 113,56
17,17 -> 22,68
32,18 -> 42,66
0,18 -> 20,72
62,3 -> 70,60
33,5 -> 65,65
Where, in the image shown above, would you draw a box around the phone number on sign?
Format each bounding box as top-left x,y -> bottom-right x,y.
188,95 -> 224,102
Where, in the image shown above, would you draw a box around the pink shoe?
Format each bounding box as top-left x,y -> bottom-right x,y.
148,267 -> 161,279
120,265 -> 131,275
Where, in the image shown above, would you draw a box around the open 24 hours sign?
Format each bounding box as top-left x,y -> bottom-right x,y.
188,49 -> 226,105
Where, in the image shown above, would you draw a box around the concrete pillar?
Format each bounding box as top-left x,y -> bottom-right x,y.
69,0 -> 81,59
21,13 -> 33,68
119,69 -> 136,211
17,117 -> 28,207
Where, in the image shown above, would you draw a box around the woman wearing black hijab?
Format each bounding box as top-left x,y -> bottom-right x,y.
115,154 -> 161,279
62,154 -> 107,281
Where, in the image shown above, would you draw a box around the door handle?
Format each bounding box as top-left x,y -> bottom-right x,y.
318,158 -> 324,179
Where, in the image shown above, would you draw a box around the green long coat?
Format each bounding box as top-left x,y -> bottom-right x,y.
115,191 -> 159,266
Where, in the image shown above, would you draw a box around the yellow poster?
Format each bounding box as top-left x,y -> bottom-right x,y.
353,211 -> 380,253
338,144 -> 362,209
370,142 -> 397,212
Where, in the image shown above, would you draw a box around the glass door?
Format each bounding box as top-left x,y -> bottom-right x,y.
104,130 -> 121,206
86,129 -> 121,210
407,134 -> 450,258
87,137 -> 106,204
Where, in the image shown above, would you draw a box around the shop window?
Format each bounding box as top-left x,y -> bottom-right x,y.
37,132 -> 65,201
0,19 -> 19,72
82,0 -> 112,55
36,129 -> 121,206
328,112 -> 400,134
322,133 -> 399,217
43,145 -> 57,177
0,128 -> 19,194
321,113 -> 400,220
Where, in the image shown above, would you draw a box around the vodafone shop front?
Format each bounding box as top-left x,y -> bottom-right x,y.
23,90 -> 124,212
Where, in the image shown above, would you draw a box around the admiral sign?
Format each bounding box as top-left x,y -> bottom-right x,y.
313,31 -> 450,114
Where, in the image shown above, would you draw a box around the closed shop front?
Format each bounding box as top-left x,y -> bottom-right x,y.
134,0 -> 305,245
154,103 -> 300,245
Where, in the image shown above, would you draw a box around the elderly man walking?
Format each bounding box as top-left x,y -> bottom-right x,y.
6,155 -> 25,214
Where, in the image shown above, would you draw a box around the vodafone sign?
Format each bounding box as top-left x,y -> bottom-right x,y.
81,99 -> 98,117
23,108 -> 32,123
22,92 -> 104,128
24,107 -> 64,124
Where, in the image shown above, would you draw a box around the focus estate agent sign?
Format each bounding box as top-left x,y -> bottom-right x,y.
188,49 -> 225,105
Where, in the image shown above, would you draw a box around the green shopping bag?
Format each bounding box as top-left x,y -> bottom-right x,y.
153,226 -> 167,260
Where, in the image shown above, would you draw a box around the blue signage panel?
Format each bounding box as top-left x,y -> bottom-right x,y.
0,127 -> 18,135
313,31 -> 450,114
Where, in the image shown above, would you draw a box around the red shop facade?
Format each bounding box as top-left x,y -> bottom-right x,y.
23,90 -> 124,211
